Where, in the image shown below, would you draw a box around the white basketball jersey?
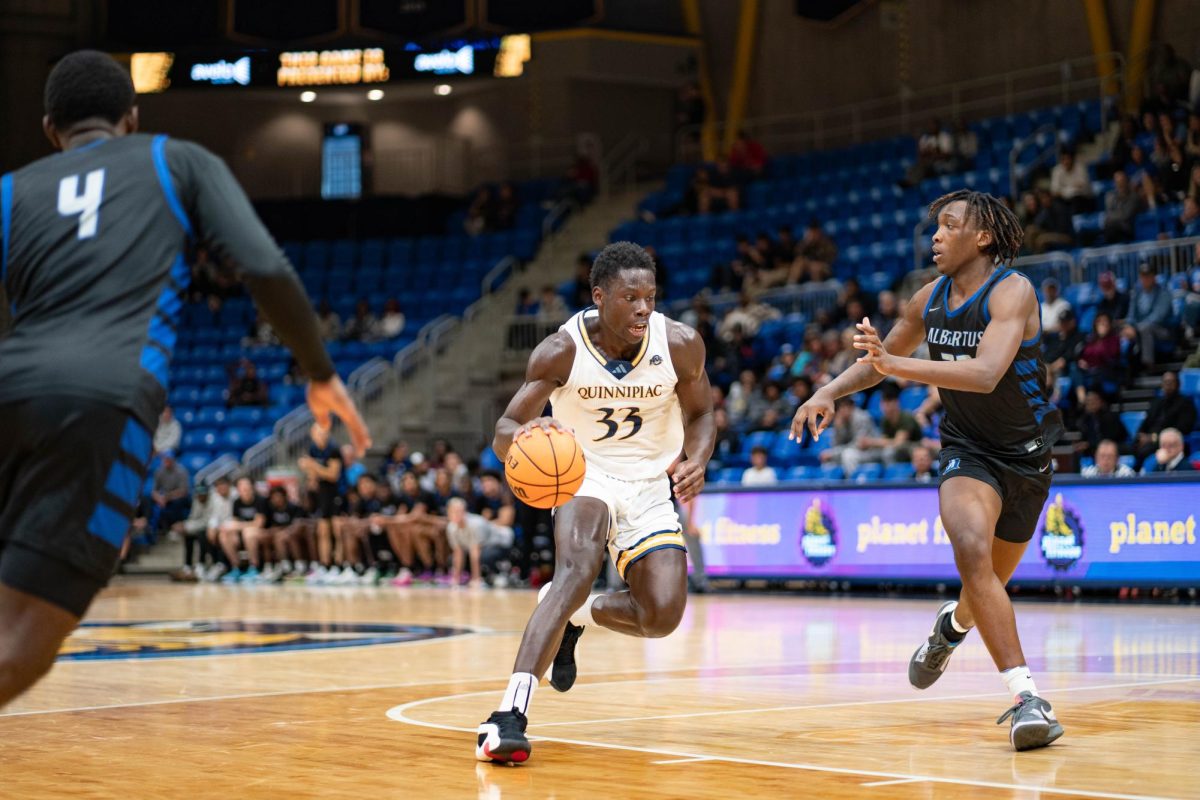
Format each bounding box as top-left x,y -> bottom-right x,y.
550,309 -> 684,481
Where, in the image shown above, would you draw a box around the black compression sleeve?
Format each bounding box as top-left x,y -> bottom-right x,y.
244,274 -> 335,381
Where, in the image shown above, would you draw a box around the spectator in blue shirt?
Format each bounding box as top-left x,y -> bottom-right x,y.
1123,263 -> 1174,367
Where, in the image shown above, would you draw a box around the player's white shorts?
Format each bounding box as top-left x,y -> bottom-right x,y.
572,468 -> 685,580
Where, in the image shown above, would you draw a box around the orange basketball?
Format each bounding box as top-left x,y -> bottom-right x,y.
504,427 -> 587,509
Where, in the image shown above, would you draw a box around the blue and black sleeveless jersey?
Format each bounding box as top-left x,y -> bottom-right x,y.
922,268 -> 1064,458
0,133 -> 333,429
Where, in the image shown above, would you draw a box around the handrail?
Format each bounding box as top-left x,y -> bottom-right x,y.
911,215 -> 936,273
600,133 -> 650,197
195,453 -> 239,486
1008,123 -> 1060,199
542,198 -> 578,239
664,281 -> 840,319
481,255 -> 520,297
678,52 -> 1125,159
241,438 -> 275,481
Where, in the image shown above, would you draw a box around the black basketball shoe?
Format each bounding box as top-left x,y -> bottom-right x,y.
908,600 -> 963,689
475,708 -> 531,764
550,622 -> 584,692
997,692 -> 1064,751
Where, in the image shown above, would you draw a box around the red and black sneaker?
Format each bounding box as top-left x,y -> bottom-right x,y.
475,707 -> 531,764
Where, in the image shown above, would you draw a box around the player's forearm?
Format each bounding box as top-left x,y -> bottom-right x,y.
244,274 -> 335,382
885,355 -> 999,393
493,417 -> 521,461
682,412 -> 716,466
817,362 -> 887,400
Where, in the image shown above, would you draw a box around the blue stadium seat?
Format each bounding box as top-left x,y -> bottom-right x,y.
785,466 -> 820,481
1180,369 -> 1200,397
227,407 -> 264,426
196,407 -> 228,427
818,463 -> 844,481
716,468 -> 744,485
221,428 -> 254,450
852,463 -> 883,483
884,463 -> 915,482
181,453 -> 211,475
1120,411 -> 1146,437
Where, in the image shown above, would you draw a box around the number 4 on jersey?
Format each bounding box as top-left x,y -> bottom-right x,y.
58,169 -> 105,240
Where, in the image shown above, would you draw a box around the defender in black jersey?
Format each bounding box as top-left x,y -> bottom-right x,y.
0,51 -> 370,709
791,190 -> 1064,751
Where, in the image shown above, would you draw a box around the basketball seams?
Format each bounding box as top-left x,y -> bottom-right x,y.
512,436 -> 557,478
505,428 -> 585,508
548,429 -> 562,509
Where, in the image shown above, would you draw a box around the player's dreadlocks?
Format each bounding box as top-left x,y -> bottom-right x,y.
928,189 -> 1024,265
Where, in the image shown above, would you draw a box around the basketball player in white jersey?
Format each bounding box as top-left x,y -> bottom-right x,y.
475,242 -> 715,764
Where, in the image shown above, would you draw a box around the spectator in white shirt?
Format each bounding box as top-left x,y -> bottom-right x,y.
1081,439 -> 1136,478
378,298 -> 406,339
741,446 -> 778,486
153,405 -> 182,454
1040,279 -> 1072,336
1049,148 -> 1094,214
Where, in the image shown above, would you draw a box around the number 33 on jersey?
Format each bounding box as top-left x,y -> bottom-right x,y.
549,309 -> 684,481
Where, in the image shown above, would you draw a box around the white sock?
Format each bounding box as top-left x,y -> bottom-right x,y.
950,611 -> 970,633
1001,666 -> 1038,701
570,594 -> 602,627
499,672 -> 537,716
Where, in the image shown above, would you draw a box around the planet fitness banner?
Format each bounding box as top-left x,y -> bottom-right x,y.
691,478 -> 1200,585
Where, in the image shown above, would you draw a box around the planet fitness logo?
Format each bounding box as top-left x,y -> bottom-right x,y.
800,498 -> 838,566
1039,493 -> 1085,569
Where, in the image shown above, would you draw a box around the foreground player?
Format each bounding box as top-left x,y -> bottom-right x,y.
791,190 -> 1065,751
0,51 -> 370,708
476,242 -> 714,764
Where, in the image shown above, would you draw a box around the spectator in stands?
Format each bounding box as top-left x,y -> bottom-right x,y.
154,405 -> 181,455
1134,371 -> 1197,466
910,445 -> 937,483
712,407 -> 740,465
342,299 -> 379,342
1078,311 -> 1124,393
1153,113 -> 1190,197
170,483 -> 211,582
1082,439 -> 1136,477
820,396 -> 880,474
263,485 -> 314,579
701,158 -> 741,214
444,497 -> 487,587
675,81 -> 706,140
1124,263 -> 1175,368
719,291 -> 780,340
298,423 -> 342,580
1102,170 -> 1143,244
570,253 -> 593,309
561,153 -> 599,206
1171,196 -> 1200,238
1024,189 -> 1075,253
756,382 -> 793,428
790,219 -> 838,283
378,299 -> 406,339
1050,147 -> 1094,215
227,359 -> 268,407
201,476 -> 234,582
1045,307 -> 1086,392
773,225 -> 798,263
1039,279 -> 1072,336
493,182 -> 519,231
1096,272 -> 1131,321
316,299 -> 341,342
536,285 -> 569,327
151,451 -> 190,533
341,443 -> 367,489
1140,427 -> 1194,473
1111,115 -> 1139,171
1185,115 -> 1200,169
858,382 -> 923,467
383,440 -> 412,489
1125,145 -> 1158,203
219,477 -> 268,583
903,118 -> 953,186
1182,261 -> 1200,340
828,327 -> 859,377
787,374 -> 814,409
1073,390 -> 1128,456
741,446 -> 778,486
1149,45 -> 1192,108
728,130 -> 768,181
514,287 -> 538,316
726,369 -> 762,427
464,186 -> 494,236
645,245 -> 670,301
951,119 -> 978,172
1187,163 -> 1200,204
872,291 -> 900,340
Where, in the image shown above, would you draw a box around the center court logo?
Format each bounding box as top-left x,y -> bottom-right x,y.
799,498 -> 838,566
57,620 -> 470,661
1039,493 -> 1085,569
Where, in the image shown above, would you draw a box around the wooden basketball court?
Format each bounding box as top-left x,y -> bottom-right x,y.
2,582 -> 1197,799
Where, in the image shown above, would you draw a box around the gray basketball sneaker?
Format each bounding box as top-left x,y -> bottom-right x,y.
908,600 -> 964,689
997,692 -> 1064,751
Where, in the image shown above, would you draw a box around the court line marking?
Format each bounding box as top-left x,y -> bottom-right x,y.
860,777 -> 927,787
651,756 -> 715,765
386,676 -> 1199,800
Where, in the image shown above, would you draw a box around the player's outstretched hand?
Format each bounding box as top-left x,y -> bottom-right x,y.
790,391 -> 834,443
307,376 -> 372,457
854,316 -> 893,375
672,460 -> 706,503
513,416 -> 574,441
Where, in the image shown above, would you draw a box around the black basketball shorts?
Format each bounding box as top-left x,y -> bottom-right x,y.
0,397 -> 152,616
937,442 -> 1053,544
